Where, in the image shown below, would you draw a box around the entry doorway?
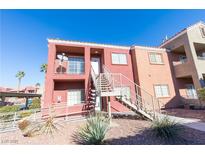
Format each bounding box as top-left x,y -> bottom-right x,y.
91,57 -> 101,111
91,57 -> 100,75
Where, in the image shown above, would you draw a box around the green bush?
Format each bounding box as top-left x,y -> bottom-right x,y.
152,116 -> 182,141
198,88 -> 205,102
0,105 -> 20,113
29,98 -> 41,109
73,114 -> 110,145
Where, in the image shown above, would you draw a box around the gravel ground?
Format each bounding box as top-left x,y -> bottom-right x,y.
1,118 -> 205,145
164,109 -> 205,122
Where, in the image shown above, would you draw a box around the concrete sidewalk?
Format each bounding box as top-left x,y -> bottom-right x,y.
157,114 -> 205,132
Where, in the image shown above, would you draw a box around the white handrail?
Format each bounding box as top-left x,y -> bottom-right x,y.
102,64 -> 161,113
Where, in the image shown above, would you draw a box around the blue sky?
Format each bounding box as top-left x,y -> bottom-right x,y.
0,10 -> 205,88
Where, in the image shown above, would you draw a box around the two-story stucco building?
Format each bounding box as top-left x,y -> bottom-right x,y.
43,21 -> 205,118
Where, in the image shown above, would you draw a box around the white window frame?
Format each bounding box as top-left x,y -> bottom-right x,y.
111,53 -> 127,65
68,57 -> 85,74
67,89 -> 85,106
185,84 -> 198,99
149,52 -> 164,64
154,84 -> 170,98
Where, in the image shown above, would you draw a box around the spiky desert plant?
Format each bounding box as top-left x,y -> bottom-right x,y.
18,106 -> 63,137
73,113 -> 110,145
35,106 -> 64,137
38,117 -> 58,135
152,116 -> 182,141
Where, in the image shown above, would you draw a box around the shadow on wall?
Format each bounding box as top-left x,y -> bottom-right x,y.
162,53 -> 183,109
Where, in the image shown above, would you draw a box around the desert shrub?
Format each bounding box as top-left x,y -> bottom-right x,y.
18,119 -> 31,131
29,98 -> 41,109
152,116 -> 182,141
73,114 -> 110,145
35,116 -> 63,137
18,119 -> 36,137
0,105 -> 20,113
198,88 -> 205,102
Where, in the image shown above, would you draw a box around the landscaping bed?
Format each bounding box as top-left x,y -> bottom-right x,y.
1,118 -> 205,145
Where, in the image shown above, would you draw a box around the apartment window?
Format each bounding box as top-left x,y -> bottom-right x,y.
67,89 -> 85,106
68,57 -> 84,74
154,85 -> 169,97
186,84 -> 197,99
149,53 -> 163,64
112,53 -> 127,64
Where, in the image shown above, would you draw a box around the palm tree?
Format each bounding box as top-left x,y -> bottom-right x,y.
35,83 -> 41,93
40,64 -> 47,73
35,82 -> 40,87
16,71 -> 25,93
40,64 -> 47,103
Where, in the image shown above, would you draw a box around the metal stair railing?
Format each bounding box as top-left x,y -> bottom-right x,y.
102,65 -> 161,118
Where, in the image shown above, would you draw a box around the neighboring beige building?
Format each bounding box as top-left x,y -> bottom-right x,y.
160,21 -> 205,104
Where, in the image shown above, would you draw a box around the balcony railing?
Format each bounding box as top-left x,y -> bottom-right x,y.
182,94 -> 198,99
54,59 -> 85,74
173,59 -> 188,66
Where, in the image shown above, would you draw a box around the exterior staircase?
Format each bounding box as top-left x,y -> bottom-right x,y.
90,65 -> 161,120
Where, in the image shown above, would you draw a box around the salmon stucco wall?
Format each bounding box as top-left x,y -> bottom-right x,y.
131,47 -> 177,108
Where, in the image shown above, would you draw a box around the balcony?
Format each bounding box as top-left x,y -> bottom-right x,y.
173,59 -> 194,78
53,59 -> 85,80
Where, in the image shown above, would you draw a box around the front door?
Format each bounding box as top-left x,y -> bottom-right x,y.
91,57 -> 101,111
91,57 -> 100,75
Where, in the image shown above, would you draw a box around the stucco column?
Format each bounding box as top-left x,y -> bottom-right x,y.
44,43 -> 56,108
188,42 -> 204,89
84,47 -> 91,103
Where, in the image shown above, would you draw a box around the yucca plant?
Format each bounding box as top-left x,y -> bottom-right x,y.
152,116 -> 182,141
37,116 -> 63,137
73,113 -> 110,145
